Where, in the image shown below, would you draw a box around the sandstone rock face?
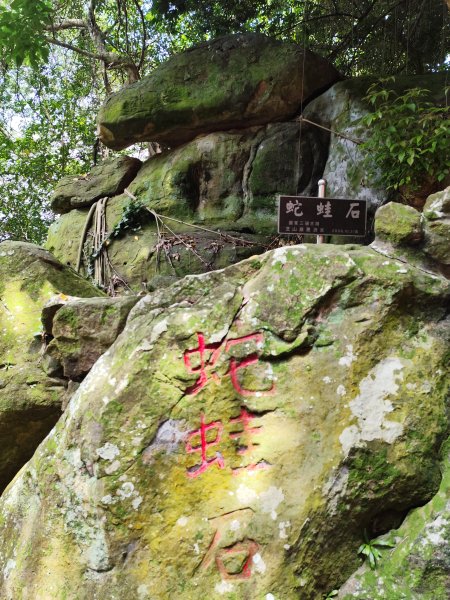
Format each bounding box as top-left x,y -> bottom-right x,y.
0,244 -> 448,599
371,187 -> 450,279
339,437 -> 450,600
125,121 -> 327,230
46,121 -> 328,290
46,203 -> 271,293
301,78 -> 386,214
0,241 -> 103,492
51,156 -> 142,214
97,33 -> 341,150
423,186 -> 450,273
48,68 -> 448,291
43,296 -> 140,381
302,73 -> 448,216
375,202 -> 423,246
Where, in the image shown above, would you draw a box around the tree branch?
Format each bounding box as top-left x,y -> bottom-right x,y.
86,0 -> 139,82
327,0 -> 404,62
278,11 -> 356,36
43,36 -> 107,61
45,19 -> 87,32
132,0 -> 147,72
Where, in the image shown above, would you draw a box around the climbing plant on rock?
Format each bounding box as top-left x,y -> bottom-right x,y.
360,78 -> 450,207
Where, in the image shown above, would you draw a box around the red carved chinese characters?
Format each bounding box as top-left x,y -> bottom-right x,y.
201,528 -> 260,580
229,408 -> 262,455
183,332 -> 275,397
185,414 -> 225,478
216,540 -> 259,579
229,408 -> 269,476
183,333 -> 222,395
185,409 -> 269,478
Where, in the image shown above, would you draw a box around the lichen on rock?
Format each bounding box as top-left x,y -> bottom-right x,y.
97,33 -> 341,150
0,243 -> 448,599
0,241 -> 103,493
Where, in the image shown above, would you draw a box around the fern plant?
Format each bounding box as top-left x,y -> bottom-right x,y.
358,529 -> 395,569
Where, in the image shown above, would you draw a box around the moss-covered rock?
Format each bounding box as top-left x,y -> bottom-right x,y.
51,156 -> 142,214
98,33 -> 341,150
375,202 -> 423,246
46,121 -> 329,290
338,433 -> 450,600
0,243 -> 448,599
43,296 -> 139,380
46,201 -> 274,294
0,241 -> 103,492
370,187 -> 450,280
423,186 -> 450,273
302,73 -> 448,221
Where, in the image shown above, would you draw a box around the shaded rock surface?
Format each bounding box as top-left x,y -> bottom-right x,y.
423,187 -> 450,274
0,241 -> 103,492
98,33 -> 341,150
51,156 -> 142,214
125,121 -> 328,231
338,436 -> 450,600
302,73 -> 448,216
0,243 -> 448,599
46,206 -> 271,293
43,295 -> 140,381
46,121 -> 328,291
371,187 -> 450,279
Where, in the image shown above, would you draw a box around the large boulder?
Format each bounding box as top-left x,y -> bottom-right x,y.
46,205 -> 271,293
42,295 -> 140,381
0,243 -> 448,599
374,202 -> 423,246
51,156 -> 142,214
125,121 -> 327,230
338,437 -> 450,600
371,187 -> 450,279
0,241 -> 103,492
46,121 -> 328,291
423,186 -> 450,276
302,73 -> 449,215
97,33 -> 341,150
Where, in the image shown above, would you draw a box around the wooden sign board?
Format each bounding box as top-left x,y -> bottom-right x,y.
278,195 -> 367,237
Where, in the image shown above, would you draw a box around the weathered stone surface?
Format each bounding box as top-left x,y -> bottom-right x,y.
46,121 -> 328,290
98,33 -> 341,150
423,186 -> 450,272
0,243 -> 448,599
43,296 -> 140,380
302,73 -> 449,215
47,201 -> 272,293
371,187 -> 450,280
375,202 -> 423,245
0,241 -> 103,492
46,207 -> 92,270
51,156 -> 142,214
338,435 -> 450,600
125,120 -> 327,231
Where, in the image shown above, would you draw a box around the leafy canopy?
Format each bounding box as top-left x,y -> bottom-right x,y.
0,0 -> 52,68
0,0 -> 448,243
360,79 -> 450,202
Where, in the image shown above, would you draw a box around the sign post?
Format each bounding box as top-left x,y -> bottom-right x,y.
317,179 -> 326,244
277,189 -> 367,239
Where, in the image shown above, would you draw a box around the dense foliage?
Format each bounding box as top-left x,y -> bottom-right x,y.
0,0 -> 448,242
0,55 -> 99,242
360,79 -> 450,204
